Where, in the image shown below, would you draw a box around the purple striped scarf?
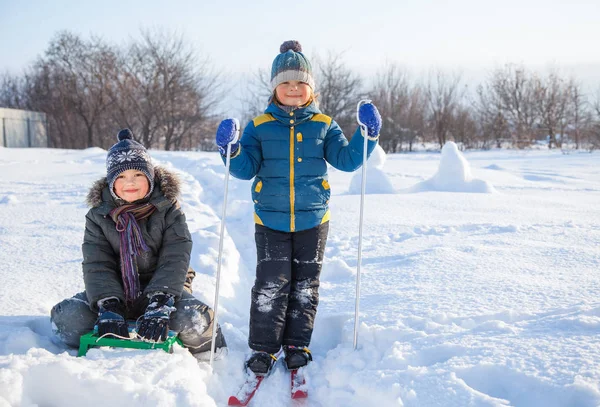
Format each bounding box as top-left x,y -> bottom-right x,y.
109,203 -> 157,305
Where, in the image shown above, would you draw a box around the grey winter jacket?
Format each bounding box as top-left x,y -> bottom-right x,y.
82,167 -> 192,310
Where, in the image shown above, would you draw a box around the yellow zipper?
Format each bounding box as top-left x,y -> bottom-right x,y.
289,126 -> 295,232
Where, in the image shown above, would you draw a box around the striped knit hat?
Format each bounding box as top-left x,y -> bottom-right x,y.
270,40 -> 315,91
106,129 -> 154,201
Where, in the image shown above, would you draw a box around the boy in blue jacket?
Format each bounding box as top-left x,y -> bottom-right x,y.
216,40 -> 381,375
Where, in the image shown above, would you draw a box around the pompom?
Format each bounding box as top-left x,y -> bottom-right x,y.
280,40 -> 302,54
117,128 -> 133,141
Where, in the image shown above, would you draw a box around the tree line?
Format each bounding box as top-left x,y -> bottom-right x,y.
2,30 -> 600,152
0,30 -> 220,150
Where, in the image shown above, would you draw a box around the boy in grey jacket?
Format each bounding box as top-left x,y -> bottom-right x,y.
51,129 -> 226,358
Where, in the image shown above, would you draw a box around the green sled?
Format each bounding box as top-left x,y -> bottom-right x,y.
77,325 -> 183,357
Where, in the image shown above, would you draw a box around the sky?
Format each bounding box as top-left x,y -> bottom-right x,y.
2,0 -> 600,80
1,144 -> 599,406
2,0 -> 600,117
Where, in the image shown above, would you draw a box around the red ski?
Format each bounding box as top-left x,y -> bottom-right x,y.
229,350 -> 283,406
291,368 -> 308,399
228,373 -> 265,406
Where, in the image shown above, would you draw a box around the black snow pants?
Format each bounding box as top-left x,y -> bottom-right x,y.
249,222 -> 329,354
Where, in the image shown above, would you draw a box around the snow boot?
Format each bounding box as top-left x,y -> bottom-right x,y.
245,351 -> 278,376
283,346 -> 312,370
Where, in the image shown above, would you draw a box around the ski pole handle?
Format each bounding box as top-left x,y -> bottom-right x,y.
356,99 -> 372,131
228,119 -> 240,146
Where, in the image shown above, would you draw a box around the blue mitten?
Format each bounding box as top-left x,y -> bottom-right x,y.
358,102 -> 382,137
216,118 -> 240,155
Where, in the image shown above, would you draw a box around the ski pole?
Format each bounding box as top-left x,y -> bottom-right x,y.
353,100 -> 370,350
210,119 -> 239,366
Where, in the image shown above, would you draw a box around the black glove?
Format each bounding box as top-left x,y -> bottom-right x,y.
97,298 -> 129,338
137,292 -> 176,342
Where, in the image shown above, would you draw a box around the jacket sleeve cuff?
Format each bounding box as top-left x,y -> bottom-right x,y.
97,296 -> 120,308
230,144 -> 242,158
88,292 -> 125,311
143,286 -> 183,300
221,144 -> 241,159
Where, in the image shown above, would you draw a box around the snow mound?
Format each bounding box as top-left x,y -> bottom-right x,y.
348,145 -> 395,194
321,257 -> 355,281
409,142 -> 496,193
367,143 -> 386,170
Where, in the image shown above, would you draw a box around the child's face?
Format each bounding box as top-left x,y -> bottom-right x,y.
275,81 -> 311,107
113,169 -> 150,202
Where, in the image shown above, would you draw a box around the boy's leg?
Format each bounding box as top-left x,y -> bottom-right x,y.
50,292 -> 97,348
248,224 -> 293,354
283,222 -> 329,347
169,291 -> 226,354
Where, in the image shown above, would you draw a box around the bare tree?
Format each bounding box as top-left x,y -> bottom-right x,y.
109,42 -> 160,148
116,29 -> 221,151
371,64 -> 408,152
589,87 -> 600,151
370,64 -> 426,152
0,73 -> 28,108
9,32 -> 118,148
313,51 -> 362,137
475,80 -> 510,149
478,65 -> 539,147
565,80 -> 590,150
8,29 -> 222,151
534,71 -> 572,149
404,85 -> 427,151
238,68 -> 272,127
452,105 -> 478,149
425,70 -> 464,149
42,31 -> 117,148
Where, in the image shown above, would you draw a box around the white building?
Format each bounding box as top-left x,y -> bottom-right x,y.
0,108 -> 47,147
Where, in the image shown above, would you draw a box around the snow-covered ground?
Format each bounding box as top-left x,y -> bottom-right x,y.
0,144 -> 599,407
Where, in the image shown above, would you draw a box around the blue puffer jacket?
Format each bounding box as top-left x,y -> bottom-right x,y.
227,101 -> 378,232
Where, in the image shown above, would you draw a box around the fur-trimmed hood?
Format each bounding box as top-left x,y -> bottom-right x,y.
86,166 -> 181,208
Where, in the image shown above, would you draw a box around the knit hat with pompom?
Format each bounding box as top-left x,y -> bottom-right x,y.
106,128 -> 154,201
270,40 -> 315,91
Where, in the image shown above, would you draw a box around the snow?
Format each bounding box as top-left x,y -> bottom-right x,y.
1,145 -> 600,407
348,144 -> 396,195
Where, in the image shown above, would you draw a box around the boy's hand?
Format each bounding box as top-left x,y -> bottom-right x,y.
97,298 -> 129,338
137,292 -> 176,342
358,102 -> 382,137
216,118 -> 240,155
